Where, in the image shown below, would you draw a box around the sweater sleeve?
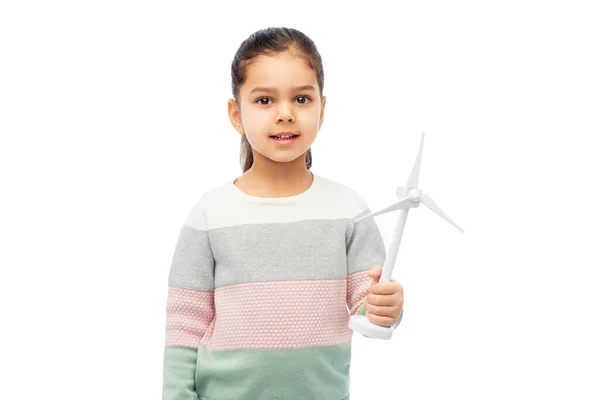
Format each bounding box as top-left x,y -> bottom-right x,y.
162,199 -> 215,400
346,201 -> 403,329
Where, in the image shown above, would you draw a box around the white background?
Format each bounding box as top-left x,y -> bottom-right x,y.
1,1 -> 599,399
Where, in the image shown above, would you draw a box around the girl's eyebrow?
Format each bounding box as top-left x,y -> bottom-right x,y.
249,85 -> 316,95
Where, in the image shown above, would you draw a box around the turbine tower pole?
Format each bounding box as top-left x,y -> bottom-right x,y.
380,208 -> 409,283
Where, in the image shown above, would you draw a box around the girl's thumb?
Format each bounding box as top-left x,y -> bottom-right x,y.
368,265 -> 382,284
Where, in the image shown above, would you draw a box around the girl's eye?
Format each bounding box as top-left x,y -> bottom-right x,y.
257,97 -> 272,105
255,96 -> 311,105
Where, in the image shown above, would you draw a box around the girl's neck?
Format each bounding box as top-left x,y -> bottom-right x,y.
234,155 -> 313,198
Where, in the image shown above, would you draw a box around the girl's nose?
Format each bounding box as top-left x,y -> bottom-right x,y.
276,103 -> 295,123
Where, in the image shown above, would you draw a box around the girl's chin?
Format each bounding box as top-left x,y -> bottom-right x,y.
258,150 -> 309,164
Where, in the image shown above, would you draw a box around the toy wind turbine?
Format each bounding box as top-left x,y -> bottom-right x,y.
348,132 -> 464,340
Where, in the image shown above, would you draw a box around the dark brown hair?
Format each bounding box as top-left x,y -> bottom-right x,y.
231,27 -> 325,172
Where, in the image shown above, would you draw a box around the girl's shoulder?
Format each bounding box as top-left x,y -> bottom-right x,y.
314,174 -> 369,208
307,174 -> 374,221
194,173 -> 368,205
184,173 -> 372,225
181,178 -> 234,229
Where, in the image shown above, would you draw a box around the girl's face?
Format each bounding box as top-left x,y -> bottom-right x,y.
228,50 -> 326,168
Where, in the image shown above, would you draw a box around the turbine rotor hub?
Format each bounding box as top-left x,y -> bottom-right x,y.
408,188 -> 422,202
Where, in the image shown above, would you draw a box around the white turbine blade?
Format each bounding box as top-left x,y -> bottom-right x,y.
407,133 -> 425,189
354,197 -> 412,222
421,193 -> 464,233
396,186 -> 407,200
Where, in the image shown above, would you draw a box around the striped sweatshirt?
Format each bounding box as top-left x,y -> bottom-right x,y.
162,173 -> 403,400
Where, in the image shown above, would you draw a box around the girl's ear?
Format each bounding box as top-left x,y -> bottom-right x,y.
319,95 -> 327,130
227,99 -> 245,134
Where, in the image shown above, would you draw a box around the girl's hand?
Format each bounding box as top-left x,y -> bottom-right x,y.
366,265 -> 404,327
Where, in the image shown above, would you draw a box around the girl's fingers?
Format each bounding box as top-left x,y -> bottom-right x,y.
366,303 -> 396,315
367,293 -> 398,307
371,281 -> 404,297
367,312 -> 395,327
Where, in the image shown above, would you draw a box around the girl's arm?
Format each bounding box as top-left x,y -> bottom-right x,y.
346,204 -> 403,329
162,198 -> 215,400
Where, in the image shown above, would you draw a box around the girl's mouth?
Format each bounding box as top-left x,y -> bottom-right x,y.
270,134 -> 299,144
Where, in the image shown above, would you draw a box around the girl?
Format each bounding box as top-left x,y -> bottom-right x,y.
162,27 -> 404,400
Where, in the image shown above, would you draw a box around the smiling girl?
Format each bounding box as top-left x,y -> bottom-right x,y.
162,27 -> 404,400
